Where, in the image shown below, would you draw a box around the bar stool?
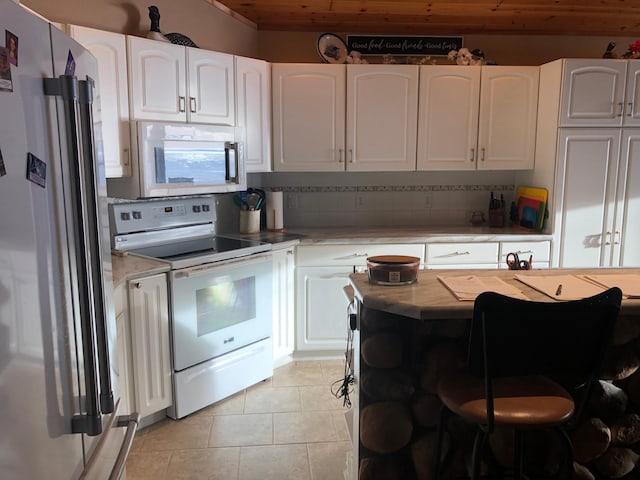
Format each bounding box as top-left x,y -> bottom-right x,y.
433,287 -> 622,479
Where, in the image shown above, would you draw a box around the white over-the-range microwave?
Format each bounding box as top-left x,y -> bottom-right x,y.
107,121 -> 246,199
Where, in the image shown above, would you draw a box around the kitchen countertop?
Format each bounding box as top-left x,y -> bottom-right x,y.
289,226 -> 552,244
111,252 -> 170,287
110,226 -> 553,284
349,267 -> 640,320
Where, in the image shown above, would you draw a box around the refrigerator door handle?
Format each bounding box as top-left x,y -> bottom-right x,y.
78,78 -> 115,416
109,412 -> 140,480
44,75 -> 106,436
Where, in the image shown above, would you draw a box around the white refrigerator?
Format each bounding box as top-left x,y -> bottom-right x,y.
0,1 -> 138,478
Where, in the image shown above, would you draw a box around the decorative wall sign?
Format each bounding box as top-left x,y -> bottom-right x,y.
346,35 -> 463,56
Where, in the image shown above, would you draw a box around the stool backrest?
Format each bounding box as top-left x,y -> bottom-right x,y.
469,287 -> 622,394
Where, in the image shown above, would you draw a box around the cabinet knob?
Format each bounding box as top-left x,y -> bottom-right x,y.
287,249 -> 294,255
190,97 -> 196,113
628,102 -> 633,117
133,282 -> 141,289
481,148 -> 486,162
178,96 -> 186,112
349,148 -> 354,163
470,148 -> 475,162
617,102 -> 624,117
338,148 -> 343,163
123,148 -> 130,166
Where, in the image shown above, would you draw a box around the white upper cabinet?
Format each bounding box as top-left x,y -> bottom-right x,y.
236,56 -> 271,172
272,63 -> 346,171
559,59 -> 640,127
68,25 -> 131,177
272,64 -> 418,172
417,66 -> 480,170
346,65 -> 418,171
127,36 -> 235,125
477,66 -> 539,170
417,66 -> 539,171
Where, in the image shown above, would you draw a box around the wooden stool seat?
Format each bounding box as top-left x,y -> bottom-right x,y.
438,373 -> 575,427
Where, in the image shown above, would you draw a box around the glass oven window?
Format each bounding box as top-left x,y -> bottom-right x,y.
154,140 -> 226,186
195,275 -> 256,336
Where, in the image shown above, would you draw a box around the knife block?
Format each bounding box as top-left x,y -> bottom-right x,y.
488,208 -> 505,228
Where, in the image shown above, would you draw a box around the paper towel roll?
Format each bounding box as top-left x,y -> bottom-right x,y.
266,190 -> 284,230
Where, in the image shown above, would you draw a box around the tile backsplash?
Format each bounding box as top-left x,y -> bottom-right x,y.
249,171 -> 519,228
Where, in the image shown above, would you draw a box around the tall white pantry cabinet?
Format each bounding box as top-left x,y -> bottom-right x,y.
534,59 -> 640,268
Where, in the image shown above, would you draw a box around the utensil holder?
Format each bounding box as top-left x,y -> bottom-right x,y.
239,210 -> 260,234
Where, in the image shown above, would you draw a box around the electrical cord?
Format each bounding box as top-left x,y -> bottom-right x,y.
331,302 -> 356,408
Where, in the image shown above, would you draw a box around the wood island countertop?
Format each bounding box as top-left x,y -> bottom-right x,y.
349,267 -> 640,320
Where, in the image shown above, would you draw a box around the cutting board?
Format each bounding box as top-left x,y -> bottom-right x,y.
515,186 -> 548,231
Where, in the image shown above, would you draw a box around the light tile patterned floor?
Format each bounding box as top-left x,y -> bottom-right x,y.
126,360 -> 353,480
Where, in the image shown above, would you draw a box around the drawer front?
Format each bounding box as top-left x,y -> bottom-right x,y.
499,241 -> 550,264
426,242 -> 499,265
296,244 -> 425,267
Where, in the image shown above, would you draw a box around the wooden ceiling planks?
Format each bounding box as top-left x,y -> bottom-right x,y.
211,0 -> 640,36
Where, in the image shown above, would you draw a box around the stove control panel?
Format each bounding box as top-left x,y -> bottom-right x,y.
109,197 -> 217,236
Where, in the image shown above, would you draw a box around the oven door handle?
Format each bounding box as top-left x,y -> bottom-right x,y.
173,253 -> 272,278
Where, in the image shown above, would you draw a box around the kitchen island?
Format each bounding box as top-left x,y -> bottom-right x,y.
348,268 -> 640,480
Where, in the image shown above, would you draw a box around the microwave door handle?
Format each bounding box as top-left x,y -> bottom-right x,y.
78,78 -> 115,415
45,75 -> 102,436
225,141 -> 239,183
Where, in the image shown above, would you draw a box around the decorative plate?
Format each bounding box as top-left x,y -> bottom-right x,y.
317,33 -> 348,64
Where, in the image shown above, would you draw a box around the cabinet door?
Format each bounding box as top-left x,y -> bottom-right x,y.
347,65 -> 418,171
477,66 -> 539,170
559,59 -> 627,127
127,36 -> 186,121
69,25 -> 131,177
236,56 -> 271,172
296,266 -> 351,351
272,248 -> 295,362
616,130 -> 640,266
272,64 -> 346,172
623,62 -> 640,126
128,273 -> 172,417
554,129 -> 620,268
187,48 -> 235,125
417,66 -> 480,171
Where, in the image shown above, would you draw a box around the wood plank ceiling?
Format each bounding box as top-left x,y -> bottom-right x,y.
212,0 -> 640,36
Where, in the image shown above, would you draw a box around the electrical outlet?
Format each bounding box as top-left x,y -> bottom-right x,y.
286,193 -> 298,209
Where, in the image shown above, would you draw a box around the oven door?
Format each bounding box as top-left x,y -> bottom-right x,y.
170,253 -> 272,371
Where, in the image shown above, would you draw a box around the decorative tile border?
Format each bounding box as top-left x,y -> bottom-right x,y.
273,184 -> 514,193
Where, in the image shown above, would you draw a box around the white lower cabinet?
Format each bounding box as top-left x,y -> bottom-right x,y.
113,282 -> 133,415
426,242 -> 500,269
296,244 -> 424,352
127,273 -> 172,418
272,247 -> 295,363
499,241 -> 551,269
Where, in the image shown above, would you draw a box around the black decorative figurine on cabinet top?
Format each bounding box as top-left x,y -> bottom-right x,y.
147,5 -> 198,48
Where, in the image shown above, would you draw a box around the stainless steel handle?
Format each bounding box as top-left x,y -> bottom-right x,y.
179,96 -> 186,112
617,102 -> 624,117
628,102 -> 633,117
224,141 -> 240,183
78,78 -> 115,417
122,148 -> 130,166
174,253 -> 272,277
45,75 -> 104,435
454,251 -> 471,256
190,96 -> 196,113
349,148 -> 354,163
481,148 -> 485,162
108,412 -> 140,480
614,230 -> 621,245
336,253 -> 369,260
605,231 -> 612,245
470,148 -> 475,162
338,148 -> 343,163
